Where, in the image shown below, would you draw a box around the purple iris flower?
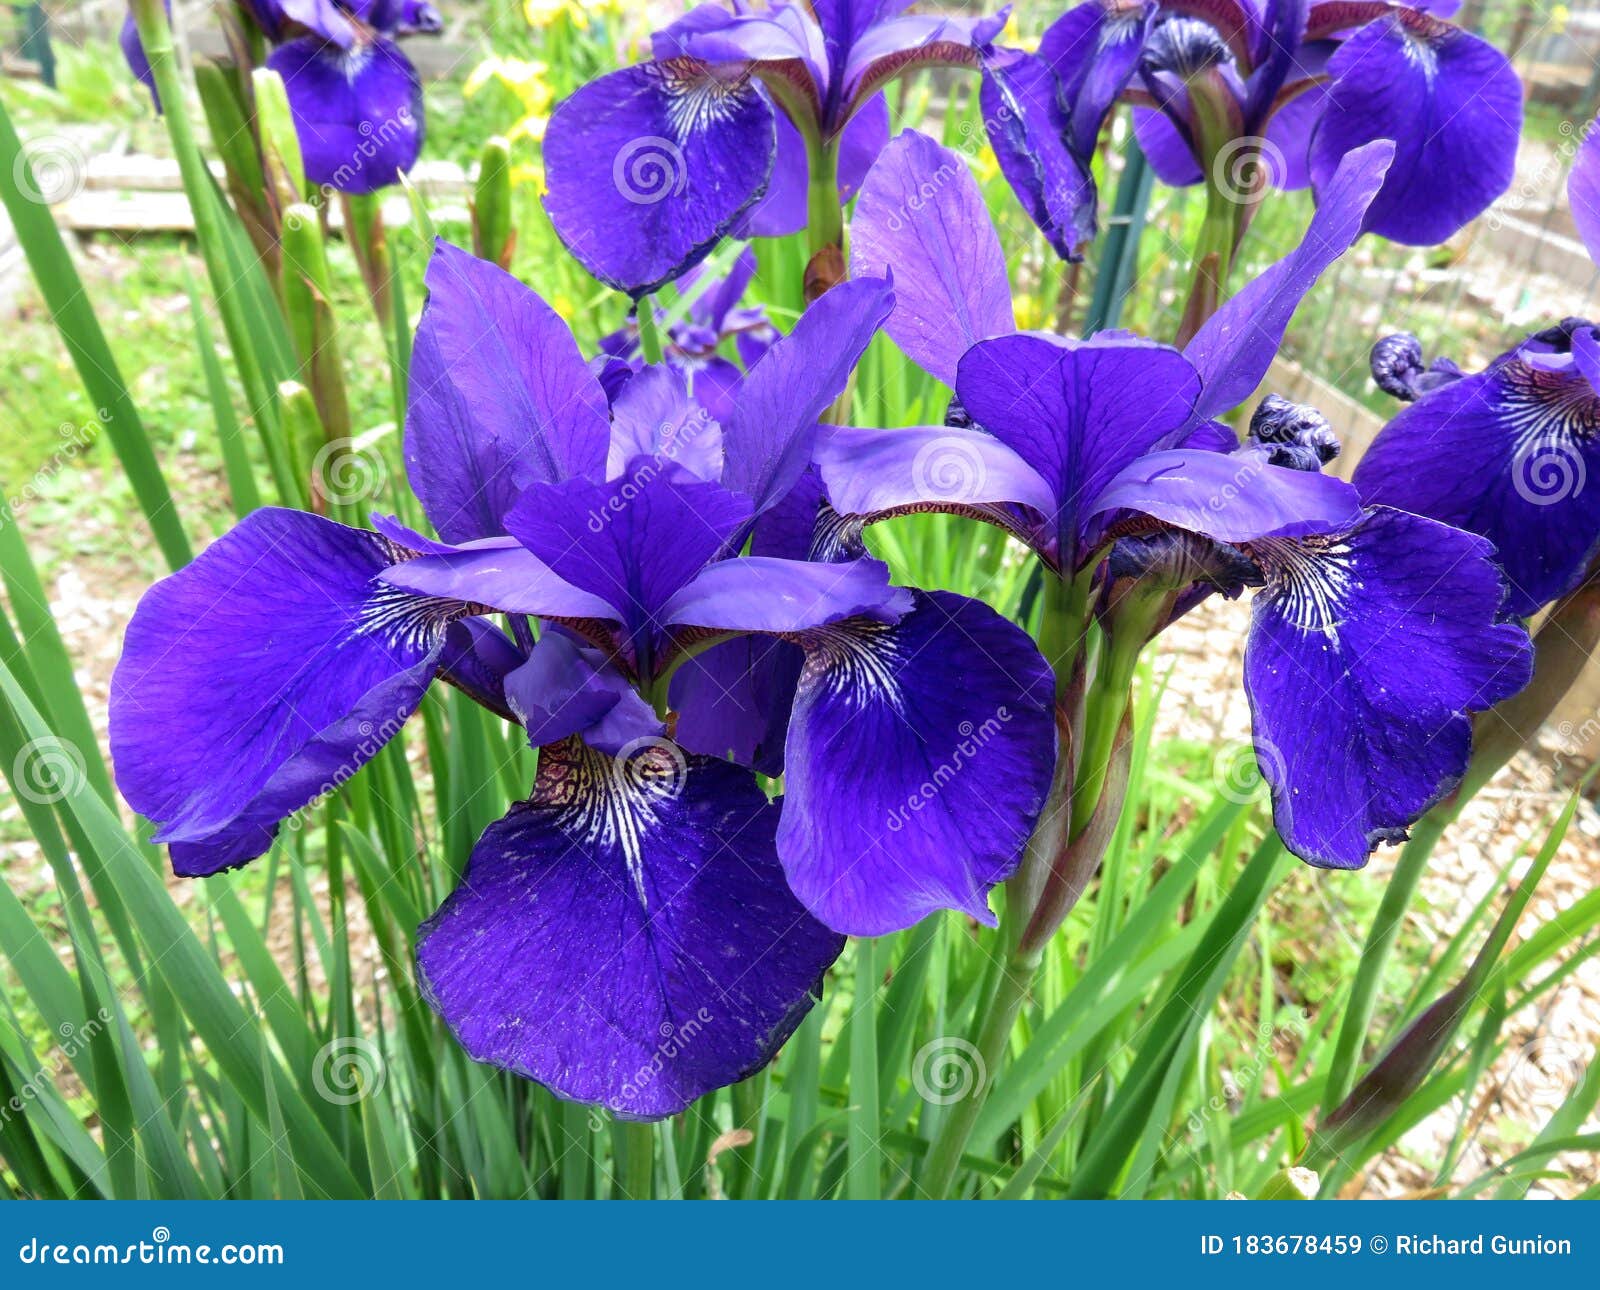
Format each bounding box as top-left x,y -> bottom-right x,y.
818,129 -> 1531,868
123,1 -> 443,192
110,239 -> 1058,1116
990,0 -> 1520,259
1348,134 -> 1600,620
596,248 -> 779,423
542,0 -> 1010,296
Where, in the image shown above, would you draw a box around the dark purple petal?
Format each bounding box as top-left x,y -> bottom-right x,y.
266,37 -> 423,194
981,48 -> 1096,261
504,472 -> 753,671
1244,508 -> 1531,868
1352,346 -> 1600,617
407,241 -> 610,542
721,276 -> 894,516
1092,446 -> 1365,541
543,60 -> 775,297
1039,0 -> 1158,160
955,334 -> 1203,568
110,510 -> 461,875
777,590 -> 1055,936
606,365 -> 724,483
850,130 -> 1015,386
1186,139 -> 1394,420
504,635 -> 661,754
1240,0 -> 1308,127
1309,12 -> 1520,245
437,619 -> 524,720
417,741 -> 844,1119
1570,126 -> 1600,268
662,556 -> 910,635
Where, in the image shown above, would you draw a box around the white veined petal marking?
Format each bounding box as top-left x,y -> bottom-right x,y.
533,739 -> 687,909
1249,536 -> 1357,643
352,582 -> 468,654
800,621 -> 906,713
654,59 -> 760,144
1499,361 -> 1600,457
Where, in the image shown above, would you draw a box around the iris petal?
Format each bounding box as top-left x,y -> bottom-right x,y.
1308,12 -> 1520,245
266,36 -> 424,194
543,59 -> 776,297
955,334 -> 1202,568
407,241 -> 610,542
1353,343 -> 1600,617
850,130 -> 1015,387
110,510 -> 468,875
417,740 -> 844,1119
777,590 -> 1056,936
1243,509 -> 1531,868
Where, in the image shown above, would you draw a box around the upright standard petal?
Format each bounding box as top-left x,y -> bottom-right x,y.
955,335 -> 1203,568
778,591 -> 1056,936
265,36 -> 424,194
504,471 -> 754,673
1186,140 -> 1394,418
504,635 -> 662,755
981,48 -> 1097,261
720,276 -> 894,517
1243,509 -> 1531,868
110,511 -> 469,875
606,365 -> 724,484
851,130 -> 1015,387
406,241 -> 610,542
417,741 -> 845,1119
543,60 -> 776,297
1308,11 -> 1520,245
1352,342 -> 1600,617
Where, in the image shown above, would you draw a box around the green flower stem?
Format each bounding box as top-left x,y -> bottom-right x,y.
805,134 -> 843,261
636,297 -> 666,365
1320,805 -> 1454,1111
616,1119 -> 655,1199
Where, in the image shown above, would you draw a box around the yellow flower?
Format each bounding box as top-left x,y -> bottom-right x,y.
523,0 -> 618,29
